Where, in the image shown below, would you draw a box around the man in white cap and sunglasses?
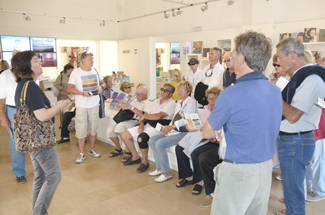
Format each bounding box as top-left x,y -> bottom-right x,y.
183,58 -> 202,98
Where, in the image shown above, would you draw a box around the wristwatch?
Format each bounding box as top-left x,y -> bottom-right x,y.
131,106 -> 134,110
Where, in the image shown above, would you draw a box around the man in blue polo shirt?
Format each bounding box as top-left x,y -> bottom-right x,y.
203,31 -> 282,214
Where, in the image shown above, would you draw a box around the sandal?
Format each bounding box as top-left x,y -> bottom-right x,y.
121,152 -> 132,163
109,149 -> 123,158
192,184 -> 203,195
176,178 -> 193,188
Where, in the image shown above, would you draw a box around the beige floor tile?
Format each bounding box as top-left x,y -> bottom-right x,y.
1,114 -> 325,214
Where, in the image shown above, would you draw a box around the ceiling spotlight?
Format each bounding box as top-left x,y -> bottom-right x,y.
176,8 -> 183,15
60,17 -> 65,24
100,20 -> 105,27
201,3 -> 208,12
172,9 -> 177,17
22,13 -> 31,21
164,11 -> 170,18
228,0 -> 235,5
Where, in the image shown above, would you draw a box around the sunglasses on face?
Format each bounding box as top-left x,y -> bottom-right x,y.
223,58 -> 233,63
273,63 -> 280,67
160,88 -> 171,93
189,63 -> 196,66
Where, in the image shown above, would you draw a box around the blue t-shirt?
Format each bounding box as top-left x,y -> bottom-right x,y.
208,72 -> 282,163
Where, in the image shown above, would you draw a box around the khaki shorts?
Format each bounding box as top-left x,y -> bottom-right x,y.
75,104 -> 99,138
107,119 -> 139,138
127,124 -> 160,142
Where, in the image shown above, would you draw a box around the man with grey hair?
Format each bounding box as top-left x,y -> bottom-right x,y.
201,47 -> 225,89
120,83 -> 176,173
276,38 -> 325,214
203,31 -> 282,214
0,48 -> 27,183
306,50 -> 325,203
107,85 -> 151,158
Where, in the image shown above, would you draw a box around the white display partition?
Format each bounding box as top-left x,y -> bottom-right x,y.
96,107 -> 178,171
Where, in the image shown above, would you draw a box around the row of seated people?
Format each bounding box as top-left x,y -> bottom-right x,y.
105,81 -> 223,207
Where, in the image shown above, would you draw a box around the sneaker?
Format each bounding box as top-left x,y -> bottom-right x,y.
276,175 -> 283,181
16,176 -> 27,184
306,191 -> 325,202
76,153 -> 86,163
200,195 -> 213,208
89,149 -> 101,158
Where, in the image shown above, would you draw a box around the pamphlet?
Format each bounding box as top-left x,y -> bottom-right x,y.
184,113 -> 201,130
315,97 -> 325,109
276,77 -> 289,91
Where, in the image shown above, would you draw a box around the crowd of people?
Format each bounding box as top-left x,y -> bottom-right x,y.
1,31 -> 325,215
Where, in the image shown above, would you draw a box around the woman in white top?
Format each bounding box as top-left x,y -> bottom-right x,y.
148,81 -> 197,183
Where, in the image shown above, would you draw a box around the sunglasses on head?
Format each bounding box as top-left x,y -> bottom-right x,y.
160,88 -> 171,93
273,63 -> 280,67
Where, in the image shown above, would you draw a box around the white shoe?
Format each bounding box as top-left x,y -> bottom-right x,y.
89,149 -> 101,158
155,174 -> 172,183
275,175 -> 283,181
149,169 -> 161,176
76,153 -> 86,163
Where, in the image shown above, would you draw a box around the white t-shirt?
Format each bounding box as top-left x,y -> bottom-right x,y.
146,97 -> 176,120
68,67 -> 103,108
35,73 -> 46,86
0,69 -> 17,106
201,62 -> 225,89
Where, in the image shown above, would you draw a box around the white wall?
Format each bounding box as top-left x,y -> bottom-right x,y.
0,0 -> 119,40
98,41 -> 119,76
118,37 -> 156,98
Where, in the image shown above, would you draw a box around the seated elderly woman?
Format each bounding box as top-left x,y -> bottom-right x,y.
175,87 -> 221,195
120,81 -> 132,94
148,80 -> 197,182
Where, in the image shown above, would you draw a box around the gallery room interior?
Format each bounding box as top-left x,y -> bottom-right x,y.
1,0 -> 325,214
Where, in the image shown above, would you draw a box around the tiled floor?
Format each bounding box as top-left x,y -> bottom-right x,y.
0,116 -> 324,215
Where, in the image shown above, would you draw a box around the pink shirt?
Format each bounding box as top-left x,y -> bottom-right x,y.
200,104 -> 213,127
146,97 -> 176,120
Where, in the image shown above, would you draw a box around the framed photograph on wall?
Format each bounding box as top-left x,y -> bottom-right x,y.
193,41 -> 203,54
303,28 -> 316,43
180,41 -> 191,62
279,33 -> 288,42
170,42 -> 180,64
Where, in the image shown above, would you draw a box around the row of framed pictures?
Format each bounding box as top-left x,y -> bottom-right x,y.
279,28 -> 325,43
168,41 -> 204,65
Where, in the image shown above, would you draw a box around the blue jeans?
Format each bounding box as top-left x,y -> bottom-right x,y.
306,139 -> 325,196
6,106 -> 26,177
149,132 -> 188,173
30,146 -> 62,215
277,132 -> 315,215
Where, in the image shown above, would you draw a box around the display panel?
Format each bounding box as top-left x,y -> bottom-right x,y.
1,51 -> 14,67
0,35 -> 30,52
30,37 -> 56,52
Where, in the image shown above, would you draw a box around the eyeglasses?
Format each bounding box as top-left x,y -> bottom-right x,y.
223,58 -> 233,63
178,88 -> 187,92
315,56 -> 320,60
125,86 -> 132,89
207,97 -> 218,101
136,93 -> 144,96
273,63 -> 280,67
160,88 -> 172,93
